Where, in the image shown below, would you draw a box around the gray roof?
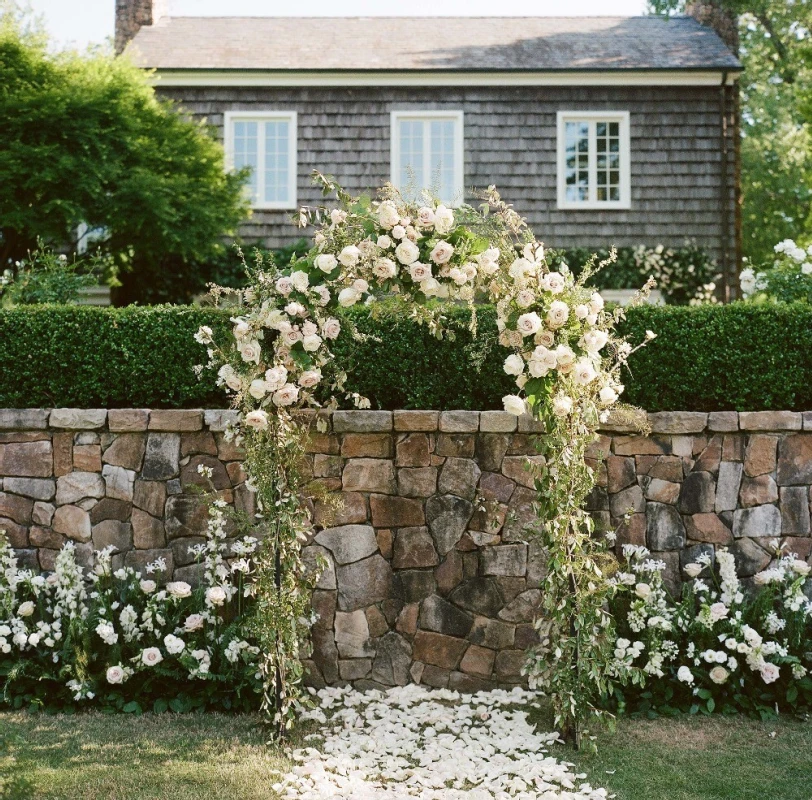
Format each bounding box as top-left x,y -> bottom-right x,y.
128,16 -> 741,72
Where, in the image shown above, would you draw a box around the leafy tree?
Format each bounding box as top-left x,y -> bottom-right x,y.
649,1 -> 812,266
0,2 -> 250,303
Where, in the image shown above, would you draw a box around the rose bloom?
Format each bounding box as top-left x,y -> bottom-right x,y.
429,241 -> 455,265
555,345 -> 576,373
353,278 -> 369,294
140,579 -> 157,594
298,369 -> 322,388
552,394 -> 573,417
542,271 -> 565,294
206,586 -> 227,607
164,634 -> 185,655
338,245 -> 360,267
395,239 -> 420,265
516,312 -> 542,337
433,205 -> 454,234
167,581 -> 192,599
760,663 -> 780,684
244,409 -> 269,430
290,270 -> 309,293
502,394 -> 527,416
448,267 -> 467,285
677,666 -> 694,684
708,665 -> 729,685
275,276 -> 293,296
315,253 -> 337,273
273,383 -> 299,407
392,224 -> 406,240
312,285 -> 330,306
141,647 -> 163,667
218,365 -> 242,393
589,292 -> 605,314
635,582 -> 651,599
329,208 -> 346,225
284,301 -> 306,318
106,665 -> 126,684
264,366 -> 288,391
378,200 -> 400,229
238,340 -> 262,364
302,334 -> 322,352
599,386 -> 618,406
409,262 -> 432,282
17,601 -> 35,617
322,318 -> 341,340
377,235 -> 392,249
791,559 -> 811,576
709,602 -> 729,623
573,358 -> 598,385
509,257 -> 534,281
534,329 -> 555,348
247,379 -> 268,400
574,304 -> 589,320
516,289 -> 535,308
546,300 -> 569,329
503,353 -> 524,376
184,614 -> 205,632
523,241 -> 544,263
263,309 -> 287,330
338,287 -> 360,307
420,277 -> 443,297
373,258 -> 397,280
528,346 -> 557,377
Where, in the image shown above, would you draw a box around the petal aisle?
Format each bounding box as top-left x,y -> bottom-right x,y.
273,685 -> 609,799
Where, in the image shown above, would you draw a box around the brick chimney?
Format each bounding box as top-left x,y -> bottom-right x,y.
687,1 -> 739,53
115,0 -> 165,55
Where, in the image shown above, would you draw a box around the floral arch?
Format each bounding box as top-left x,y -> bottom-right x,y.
197,173 -> 648,744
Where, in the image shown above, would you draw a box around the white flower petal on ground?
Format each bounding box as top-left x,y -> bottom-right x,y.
278,685 -> 608,799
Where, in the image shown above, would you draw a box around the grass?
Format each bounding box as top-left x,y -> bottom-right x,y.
1,709 -> 810,799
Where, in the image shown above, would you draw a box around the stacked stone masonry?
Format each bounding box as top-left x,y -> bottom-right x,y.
2,408 -> 811,692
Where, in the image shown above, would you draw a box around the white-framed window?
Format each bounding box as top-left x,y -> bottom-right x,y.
224,111 -> 297,210
556,111 -> 630,210
390,110 -> 464,205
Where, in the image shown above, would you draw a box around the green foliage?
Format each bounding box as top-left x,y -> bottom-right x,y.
1,302 -> 812,411
549,243 -> 719,305
0,244 -> 104,305
0,5 -> 249,304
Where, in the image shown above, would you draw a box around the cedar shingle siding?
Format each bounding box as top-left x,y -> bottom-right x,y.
158,84 -> 736,259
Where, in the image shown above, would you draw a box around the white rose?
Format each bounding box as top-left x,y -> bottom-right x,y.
166,581 -> 192,599
378,200 -> 400,229
164,634 -> 185,655
409,262 -> 432,282
263,309 -> 287,330
516,289 -> 535,308
239,340 -> 262,364
315,253 -> 338,273
677,666 -> 694,684
302,334 -> 322,352
395,239 -> 420,265
523,242 -> 544,263
232,320 -> 250,340
574,304 -> 589,320
392,224 -> 406,240
372,258 -> 397,280
312,285 -> 330,306
338,245 -> 360,267
503,353 -> 525,376
433,205 -> 454,234
218,364 -> 242,393
599,386 -> 618,406
275,276 -> 293,296
429,241 -> 455,265
416,207 -> 435,228
194,325 -> 213,344
582,329 -> 609,353
377,235 -> 392,249
248,379 -> 269,400
546,300 -> 569,329
206,586 -> 227,607
106,665 -> 126,684
298,369 -> 322,388
140,579 -> 156,594
284,301 -> 306,318
555,345 -> 576,373
589,292 -> 605,314
420,277 -> 442,297
448,267 -> 466,285
635,582 -> 651,599
322,318 -> 341,340
760,663 -> 780,684
352,278 -> 368,294
264,365 -> 288,391
534,329 -> 555,348
184,614 -> 205,632
542,272 -> 565,294
516,312 -> 542,337
709,666 -> 728,684
502,395 -> 527,416
244,409 -> 269,430
801,263 -> 812,275
290,271 -> 309,292
573,358 -> 598,385
509,258 -> 534,281
791,559 -> 810,576
17,601 -> 35,618
338,287 -> 360,307
552,394 -> 573,417
141,647 -> 163,667
273,384 -> 299,407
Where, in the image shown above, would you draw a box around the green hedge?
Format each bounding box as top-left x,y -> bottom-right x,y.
1,303 -> 811,411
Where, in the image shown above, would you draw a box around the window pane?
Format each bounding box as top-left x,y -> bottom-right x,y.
429,119 -> 456,203
233,121 -> 259,203
595,119 -> 621,203
565,121 -> 589,202
264,120 -> 290,204
399,119 -> 424,197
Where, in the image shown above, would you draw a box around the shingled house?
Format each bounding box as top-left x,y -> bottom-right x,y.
118,3 -> 742,290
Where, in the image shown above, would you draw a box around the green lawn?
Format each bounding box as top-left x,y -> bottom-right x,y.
1,709 -> 810,800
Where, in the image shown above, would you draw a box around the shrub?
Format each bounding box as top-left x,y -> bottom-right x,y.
740,238 -> 812,304
2,302 -> 812,411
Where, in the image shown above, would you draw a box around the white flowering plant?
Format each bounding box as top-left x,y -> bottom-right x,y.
197,172 -> 652,745
0,498 -> 266,713
740,238 -> 812,304
608,544 -> 812,718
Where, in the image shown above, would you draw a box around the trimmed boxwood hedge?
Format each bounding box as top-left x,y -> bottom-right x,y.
1,302 -> 811,411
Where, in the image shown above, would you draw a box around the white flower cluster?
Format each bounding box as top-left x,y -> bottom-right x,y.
740,238 -> 812,297
614,545 -> 811,695
276,684 -> 608,799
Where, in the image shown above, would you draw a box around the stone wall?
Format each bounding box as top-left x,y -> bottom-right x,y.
1,408 -> 811,691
